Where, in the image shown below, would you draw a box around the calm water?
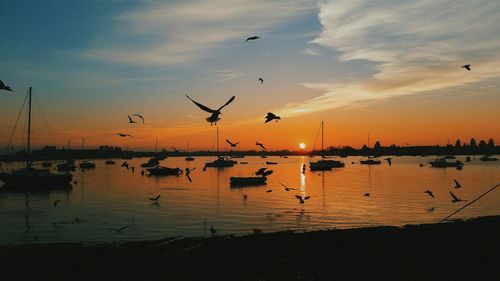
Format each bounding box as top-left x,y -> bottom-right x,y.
0,156 -> 499,244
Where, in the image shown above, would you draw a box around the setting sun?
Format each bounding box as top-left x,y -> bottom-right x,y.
299,143 -> 306,149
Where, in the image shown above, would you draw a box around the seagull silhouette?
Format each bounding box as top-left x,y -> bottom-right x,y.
266,189 -> 272,193
186,95 -> 235,125
450,191 -> 466,203
245,36 -> 261,42
280,182 -> 298,191
255,167 -> 268,175
363,193 -> 370,197
424,189 -> 435,198
115,133 -> 132,137
295,195 -> 311,204
453,179 -> 462,189
0,80 -> 13,92
226,139 -> 240,148
256,142 -> 266,150
258,78 -> 264,84
132,114 -> 144,124
109,224 -> 133,233
461,64 -> 471,71
148,194 -> 161,201
265,112 -> 281,123
127,115 -> 137,124
185,167 -> 196,182
385,158 -> 392,166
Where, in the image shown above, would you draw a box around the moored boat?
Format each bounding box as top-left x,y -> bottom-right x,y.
429,157 -> 464,168
147,166 -> 182,176
480,155 -> 498,161
79,161 -> 96,169
309,121 -> 345,171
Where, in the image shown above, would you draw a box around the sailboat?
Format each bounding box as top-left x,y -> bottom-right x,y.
205,127 -> 235,168
0,87 -> 73,189
309,121 -> 345,171
360,132 -> 381,165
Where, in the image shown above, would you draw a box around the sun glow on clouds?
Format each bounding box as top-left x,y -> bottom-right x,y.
278,0 -> 500,117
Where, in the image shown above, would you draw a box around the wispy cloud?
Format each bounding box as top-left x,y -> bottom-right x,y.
210,70 -> 244,82
278,0 -> 500,117
302,47 -> 321,56
83,0 -> 316,66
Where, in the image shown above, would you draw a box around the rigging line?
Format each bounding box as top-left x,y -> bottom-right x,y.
311,122 -> 321,154
33,94 -> 58,146
439,183 -> 500,223
4,89 -> 29,152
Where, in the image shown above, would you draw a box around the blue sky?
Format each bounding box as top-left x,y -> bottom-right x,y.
1,0 -> 499,150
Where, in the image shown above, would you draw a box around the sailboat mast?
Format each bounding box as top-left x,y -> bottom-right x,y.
321,121 -> 324,159
26,87 -> 32,167
216,126 -> 220,158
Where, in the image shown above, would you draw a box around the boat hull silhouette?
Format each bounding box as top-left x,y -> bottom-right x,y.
310,160 -> 345,170
147,166 -> 182,176
0,168 -> 72,189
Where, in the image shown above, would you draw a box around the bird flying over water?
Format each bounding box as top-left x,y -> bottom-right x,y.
453,179 -> 461,189
185,167 -> 196,182
115,133 -> 132,137
385,158 -> 392,166
0,80 -> 13,92
132,114 -> 144,124
424,189 -> 435,198
295,195 -> 310,204
256,142 -> 266,150
109,224 -> 133,233
127,115 -> 137,124
186,95 -> 235,125
148,195 -> 161,202
450,191 -> 466,203
226,139 -> 240,148
461,64 -> 471,71
265,112 -> 281,123
258,78 -> 264,84
280,182 -> 297,191
245,36 -> 261,42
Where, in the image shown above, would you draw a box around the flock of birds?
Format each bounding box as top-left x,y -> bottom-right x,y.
1,35 -> 478,238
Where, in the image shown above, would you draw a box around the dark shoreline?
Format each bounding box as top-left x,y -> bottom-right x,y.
1,216 -> 499,281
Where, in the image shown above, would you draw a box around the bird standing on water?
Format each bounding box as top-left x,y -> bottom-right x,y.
186,95 -> 235,125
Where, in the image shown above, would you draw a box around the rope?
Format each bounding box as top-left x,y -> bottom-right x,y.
439,182 -> 500,223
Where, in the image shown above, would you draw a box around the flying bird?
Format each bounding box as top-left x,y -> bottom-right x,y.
280,182 -> 297,191
424,189 -> 435,198
256,142 -> 266,150
453,179 -> 461,189
185,167 -> 196,182
115,133 -> 132,137
385,158 -> 392,166
363,193 -> 370,197
149,194 -> 161,202
109,224 -> 133,233
266,189 -> 273,193
127,115 -> 137,124
258,78 -> 264,84
226,139 -> 240,148
245,36 -> 261,42
295,195 -> 311,204
132,114 -> 144,124
265,112 -> 281,123
461,64 -> 471,71
450,191 -> 466,203
186,95 -> 235,125
0,80 -> 13,92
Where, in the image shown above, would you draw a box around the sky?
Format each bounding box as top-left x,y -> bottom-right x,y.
1,0 -> 499,152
